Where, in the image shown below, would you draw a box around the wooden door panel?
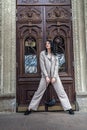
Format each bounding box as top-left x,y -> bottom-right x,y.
16,0 -> 76,112
45,5 -> 75,104
45,6 -> 72,74
18,83 -> 47,104
16,6 -> 44,110
17,6 -> 42,77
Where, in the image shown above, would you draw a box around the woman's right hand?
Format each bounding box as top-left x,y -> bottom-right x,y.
46,76 -> 50,84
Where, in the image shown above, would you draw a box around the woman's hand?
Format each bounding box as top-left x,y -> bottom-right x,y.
51,77 -> 56,84
46,76 -> 50,84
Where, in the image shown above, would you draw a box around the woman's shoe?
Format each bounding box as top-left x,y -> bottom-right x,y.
24,109 -> 31,115
67,109 -> 74,115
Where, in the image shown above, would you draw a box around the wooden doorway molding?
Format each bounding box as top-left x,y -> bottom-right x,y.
16,0 -> 76,112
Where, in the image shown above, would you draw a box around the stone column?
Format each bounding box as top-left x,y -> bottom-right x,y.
72,0 -> 87,111
84,0 -> 87,89
84,0 -> 87,52
0,0 -> 1,92
0,0 -> 16,112
77,0 -> 87,93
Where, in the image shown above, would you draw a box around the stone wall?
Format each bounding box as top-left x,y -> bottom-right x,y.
0,0 -> 1,93
0,0 -> 16,112
84,0 -> 87,52
72,0 -> 87,111
0,0 -> 16,95
84,0 -> 87,90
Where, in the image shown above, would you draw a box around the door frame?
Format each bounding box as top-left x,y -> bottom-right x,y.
16,0 -> 75,110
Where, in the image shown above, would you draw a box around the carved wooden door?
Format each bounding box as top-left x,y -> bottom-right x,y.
16,0 -> 76,112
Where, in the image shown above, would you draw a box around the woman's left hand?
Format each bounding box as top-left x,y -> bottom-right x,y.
51,77 -> 56,83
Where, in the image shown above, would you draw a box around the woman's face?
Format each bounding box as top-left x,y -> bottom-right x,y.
45,41 -> 51,49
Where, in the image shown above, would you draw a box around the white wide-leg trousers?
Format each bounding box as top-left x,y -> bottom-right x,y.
28,76 -> 72,111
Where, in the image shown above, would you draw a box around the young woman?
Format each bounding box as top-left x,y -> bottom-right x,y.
24,40 -> 74,115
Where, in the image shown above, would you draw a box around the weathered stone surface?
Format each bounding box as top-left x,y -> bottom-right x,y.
0,0 -> 16,94
0,0 -> 1,92
0,97 -> 16,112
72,0 -> 87,111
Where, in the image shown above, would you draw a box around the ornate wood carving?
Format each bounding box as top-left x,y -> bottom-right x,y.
46,6 -> 71,40
16,5 -> 42,78
17,6 -> 42,24
17,25 -> 42,39
46,6 -> 71,23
